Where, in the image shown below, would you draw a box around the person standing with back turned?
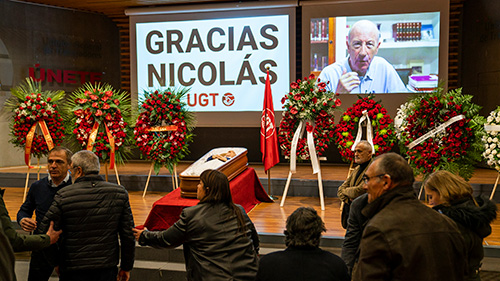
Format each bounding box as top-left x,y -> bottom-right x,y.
40,150 -> 135,281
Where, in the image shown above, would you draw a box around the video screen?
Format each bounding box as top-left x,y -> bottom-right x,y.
310,12 -> 440,94
135,14 -> 290,112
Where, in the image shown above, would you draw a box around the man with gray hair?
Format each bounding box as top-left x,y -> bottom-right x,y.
318,19 -> 407,94
338,140 -> 373,229
352,152 -> 466,280
40,150 -> 135,281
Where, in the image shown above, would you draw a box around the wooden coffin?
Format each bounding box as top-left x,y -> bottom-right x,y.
179,147 -> 248,198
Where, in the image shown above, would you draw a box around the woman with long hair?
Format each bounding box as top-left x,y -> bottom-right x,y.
133,169 -> 259,281
424,170 -> 497,281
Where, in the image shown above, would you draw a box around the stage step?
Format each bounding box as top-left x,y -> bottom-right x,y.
13,232 -> 500,280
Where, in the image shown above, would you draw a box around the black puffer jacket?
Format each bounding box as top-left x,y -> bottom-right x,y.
433,196 -> 497,281
40,175 -> 135,272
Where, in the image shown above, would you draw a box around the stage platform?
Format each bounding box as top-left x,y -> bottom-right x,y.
2,160 -> 500,199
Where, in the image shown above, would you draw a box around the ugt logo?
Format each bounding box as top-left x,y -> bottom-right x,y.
222,93 -> 235,106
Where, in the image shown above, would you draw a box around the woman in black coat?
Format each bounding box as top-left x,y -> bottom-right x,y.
424,170 -> 497,281
133,169 -> 259,281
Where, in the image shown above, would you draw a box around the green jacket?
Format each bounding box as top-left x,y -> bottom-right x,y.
0,189 -> 50,252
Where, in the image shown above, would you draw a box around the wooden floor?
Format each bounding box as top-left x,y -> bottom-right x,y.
1,161 -> 500,246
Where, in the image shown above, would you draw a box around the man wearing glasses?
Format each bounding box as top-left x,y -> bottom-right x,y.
17,147 -> 73,281
337,140 -> 373,229
352,152 -> 467,281
318,20 -> 407,94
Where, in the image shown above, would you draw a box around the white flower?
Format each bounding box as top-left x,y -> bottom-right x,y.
20,103 -> 26,109
488,137 -> 493,143
496,116 -> 500,123
486,149 -> 491,154
493,150 -> 498,155
488,160 -> 494,166
487,116 -> 494,123
20,110 -> 27,116
495,138 -> 499,143
491,143 -> 497,149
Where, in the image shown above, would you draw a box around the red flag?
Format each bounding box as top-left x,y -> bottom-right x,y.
260,70 -> 279,172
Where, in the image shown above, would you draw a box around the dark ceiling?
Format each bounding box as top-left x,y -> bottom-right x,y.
13,0 -> 235,18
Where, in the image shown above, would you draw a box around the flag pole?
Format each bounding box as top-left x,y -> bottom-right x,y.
267,168 -> 276,200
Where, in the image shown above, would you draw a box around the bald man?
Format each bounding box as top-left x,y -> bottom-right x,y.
318,20 -> 407,94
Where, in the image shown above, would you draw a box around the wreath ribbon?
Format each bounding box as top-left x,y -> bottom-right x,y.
351,110 -> 375,154
86,121 -> 116,169
485,124 -> 500,132
407,115 -> 465,149
290,119 -> 320,174
25,121 -> 55,167
147,125 -> 178,132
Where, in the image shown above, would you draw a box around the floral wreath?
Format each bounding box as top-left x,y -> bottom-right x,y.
278,74 -> 340,161
334,95 -> 396,162
134,87 -> 195,174
5,78 -> 65,164
482,106 -> 500,172
397,87 -> 484,180
66,82 -> 132,168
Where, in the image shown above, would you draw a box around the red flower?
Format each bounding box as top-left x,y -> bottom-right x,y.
290,82 -> 299,89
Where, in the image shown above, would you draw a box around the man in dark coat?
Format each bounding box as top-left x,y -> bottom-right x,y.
352,152 -> 467,281
338,140 -> 372,229
17,147 -> 72,281
256,207 -> 350,281
40,150 -> 135,281
341,192 -> 368,276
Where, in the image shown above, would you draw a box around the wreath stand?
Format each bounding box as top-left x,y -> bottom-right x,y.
23,158 -> 45,202
280,158 -> 325,210
143,163 -> 179,197
490,172 -> 500,200
280,119 -> 326,210
142,125 -> 179,197
103,163 -> 121,186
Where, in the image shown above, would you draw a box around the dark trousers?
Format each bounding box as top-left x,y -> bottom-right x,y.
60,267 -> 118,281
341,202 -> 351,229
27,247 -> 57,281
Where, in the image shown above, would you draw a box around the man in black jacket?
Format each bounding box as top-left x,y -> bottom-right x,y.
40,150 -> 135,281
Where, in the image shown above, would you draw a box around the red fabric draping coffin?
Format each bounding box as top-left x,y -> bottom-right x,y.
142,167 -> 272,231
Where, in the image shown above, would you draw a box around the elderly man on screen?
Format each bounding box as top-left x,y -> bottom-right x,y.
337,140 -> 372,229
318,20 -> 407,94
